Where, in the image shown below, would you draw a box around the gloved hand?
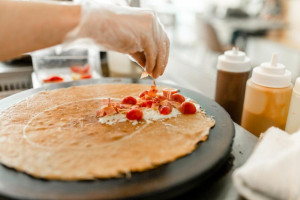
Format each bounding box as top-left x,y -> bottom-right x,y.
65,3 -> 170,79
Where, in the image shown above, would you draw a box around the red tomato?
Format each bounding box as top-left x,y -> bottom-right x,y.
179,102 -> 196,114
140,100 -> 153,108
81,74 -> 92,79
70,65 -> 82,73
140,102 -> 147,107
159,105 -> 172,115
96,109 -> 104,117
162,88 -> 178,97
43,76 -> 64,83
126,108 -> 143,121
157,95 -> 167,101
122,96 -> 137,105
139,91 -> 149,98
70,64 -> 90,74
148,86 -> 158,96
146,100 -> 153,108
171,93 -> 185,103
82,64 -> 90,74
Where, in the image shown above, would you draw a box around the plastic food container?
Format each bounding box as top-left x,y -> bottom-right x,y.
31,45 -> 101,87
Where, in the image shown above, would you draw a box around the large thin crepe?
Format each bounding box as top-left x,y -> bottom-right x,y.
0,84 -> 215,180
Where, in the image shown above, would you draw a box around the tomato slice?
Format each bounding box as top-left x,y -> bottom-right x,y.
140,100 -> 153,108
82,64 -> 90,74
126,108 -> 143,121
81,74 -> 92,79
139,90 -> 149,98
159,105 -> 172,115
70,64 -> 90,74
157,95 -> 167,101
162,88 -> 178,98
171,93 -> 185,103
43,76 -> 64,83
179,102 -> 196,114
70,65 -> 82,73
122,96 -> 137,105
96,104 -> 117,117
148,85 -> 158,96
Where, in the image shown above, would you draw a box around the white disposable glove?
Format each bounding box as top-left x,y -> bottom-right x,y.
65,3 -> 170,78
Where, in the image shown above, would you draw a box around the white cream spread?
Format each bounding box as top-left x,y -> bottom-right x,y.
99,107 -> 181,125
98,97 -> 201,126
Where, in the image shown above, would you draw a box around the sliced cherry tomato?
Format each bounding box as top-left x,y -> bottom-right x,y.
122,96 -> 137,105
96,109 -> 104,117
139,90 -> 149,98
140,102 -> 147,107
159,105 -> 172,115
179,102 -> 196,114
126,108 -> 143,121
96,105 -> 117,117
148,85 -> 158,96
171,93 -> 185,103
144,95 -> 153,100
157,95 -> 167,101
146,100 -> 153,108
140,100 -> 153,108
81,74 -> 92,79
43,76 -> 64,83
70,65 -> 82,73
70,64 -> 90,74
82,64 -> 90,74
163,88 -> 178,98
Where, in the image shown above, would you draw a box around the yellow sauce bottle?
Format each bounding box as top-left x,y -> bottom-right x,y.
241,54 -> 292,137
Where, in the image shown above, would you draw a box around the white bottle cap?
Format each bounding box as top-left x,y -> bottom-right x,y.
217,47 -> 251,72
293,77 -> 300,95
251,54 -> 292,88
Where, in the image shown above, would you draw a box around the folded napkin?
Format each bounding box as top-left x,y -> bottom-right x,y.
233,127 -> 300,200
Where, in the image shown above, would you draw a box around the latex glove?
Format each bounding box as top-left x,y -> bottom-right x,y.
65,3 -> 170,79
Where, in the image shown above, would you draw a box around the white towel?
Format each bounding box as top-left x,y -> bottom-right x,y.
233,127 -> 300,200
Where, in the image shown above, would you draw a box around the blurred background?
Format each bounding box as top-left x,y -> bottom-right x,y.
1,0 -> 299,99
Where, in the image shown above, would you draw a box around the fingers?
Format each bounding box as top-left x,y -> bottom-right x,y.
130,52 -> 146,68
130,10 -> 170,79
161,37 -> 170,76
152,35 -> 170,78
144,40 -> 157,76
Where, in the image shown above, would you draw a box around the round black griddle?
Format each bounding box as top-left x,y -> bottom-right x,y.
0,78 -> 235,200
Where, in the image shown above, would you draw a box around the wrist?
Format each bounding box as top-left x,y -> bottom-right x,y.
59,5 -> 81,43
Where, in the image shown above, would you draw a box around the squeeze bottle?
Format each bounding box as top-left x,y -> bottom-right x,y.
241,54 -> 292,137
215,47 -> 251,124
285,77 -> 300,133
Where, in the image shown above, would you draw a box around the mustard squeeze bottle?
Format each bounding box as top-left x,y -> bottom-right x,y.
241,54 -> 292,137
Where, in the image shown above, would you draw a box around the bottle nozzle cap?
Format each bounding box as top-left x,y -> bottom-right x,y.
224,47 -> 246,62
217,47 -> 251,72
270,53 -> 278,67
232,47 -> 239,55
251,53 -> 291,88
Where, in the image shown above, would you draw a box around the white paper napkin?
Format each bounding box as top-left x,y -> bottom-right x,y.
233,127 -> 300,200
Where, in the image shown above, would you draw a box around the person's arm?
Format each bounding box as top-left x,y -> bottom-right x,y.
0,0 -> 80,61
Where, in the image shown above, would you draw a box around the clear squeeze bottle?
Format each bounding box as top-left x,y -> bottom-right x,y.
215,47 -> 251,124
285,77 -> 300,133
241,54 -> 292,137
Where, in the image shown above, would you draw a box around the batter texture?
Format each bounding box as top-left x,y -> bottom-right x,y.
0,84 -> 215,180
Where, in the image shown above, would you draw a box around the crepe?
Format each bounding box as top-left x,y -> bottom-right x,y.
0,84 -> 215,180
